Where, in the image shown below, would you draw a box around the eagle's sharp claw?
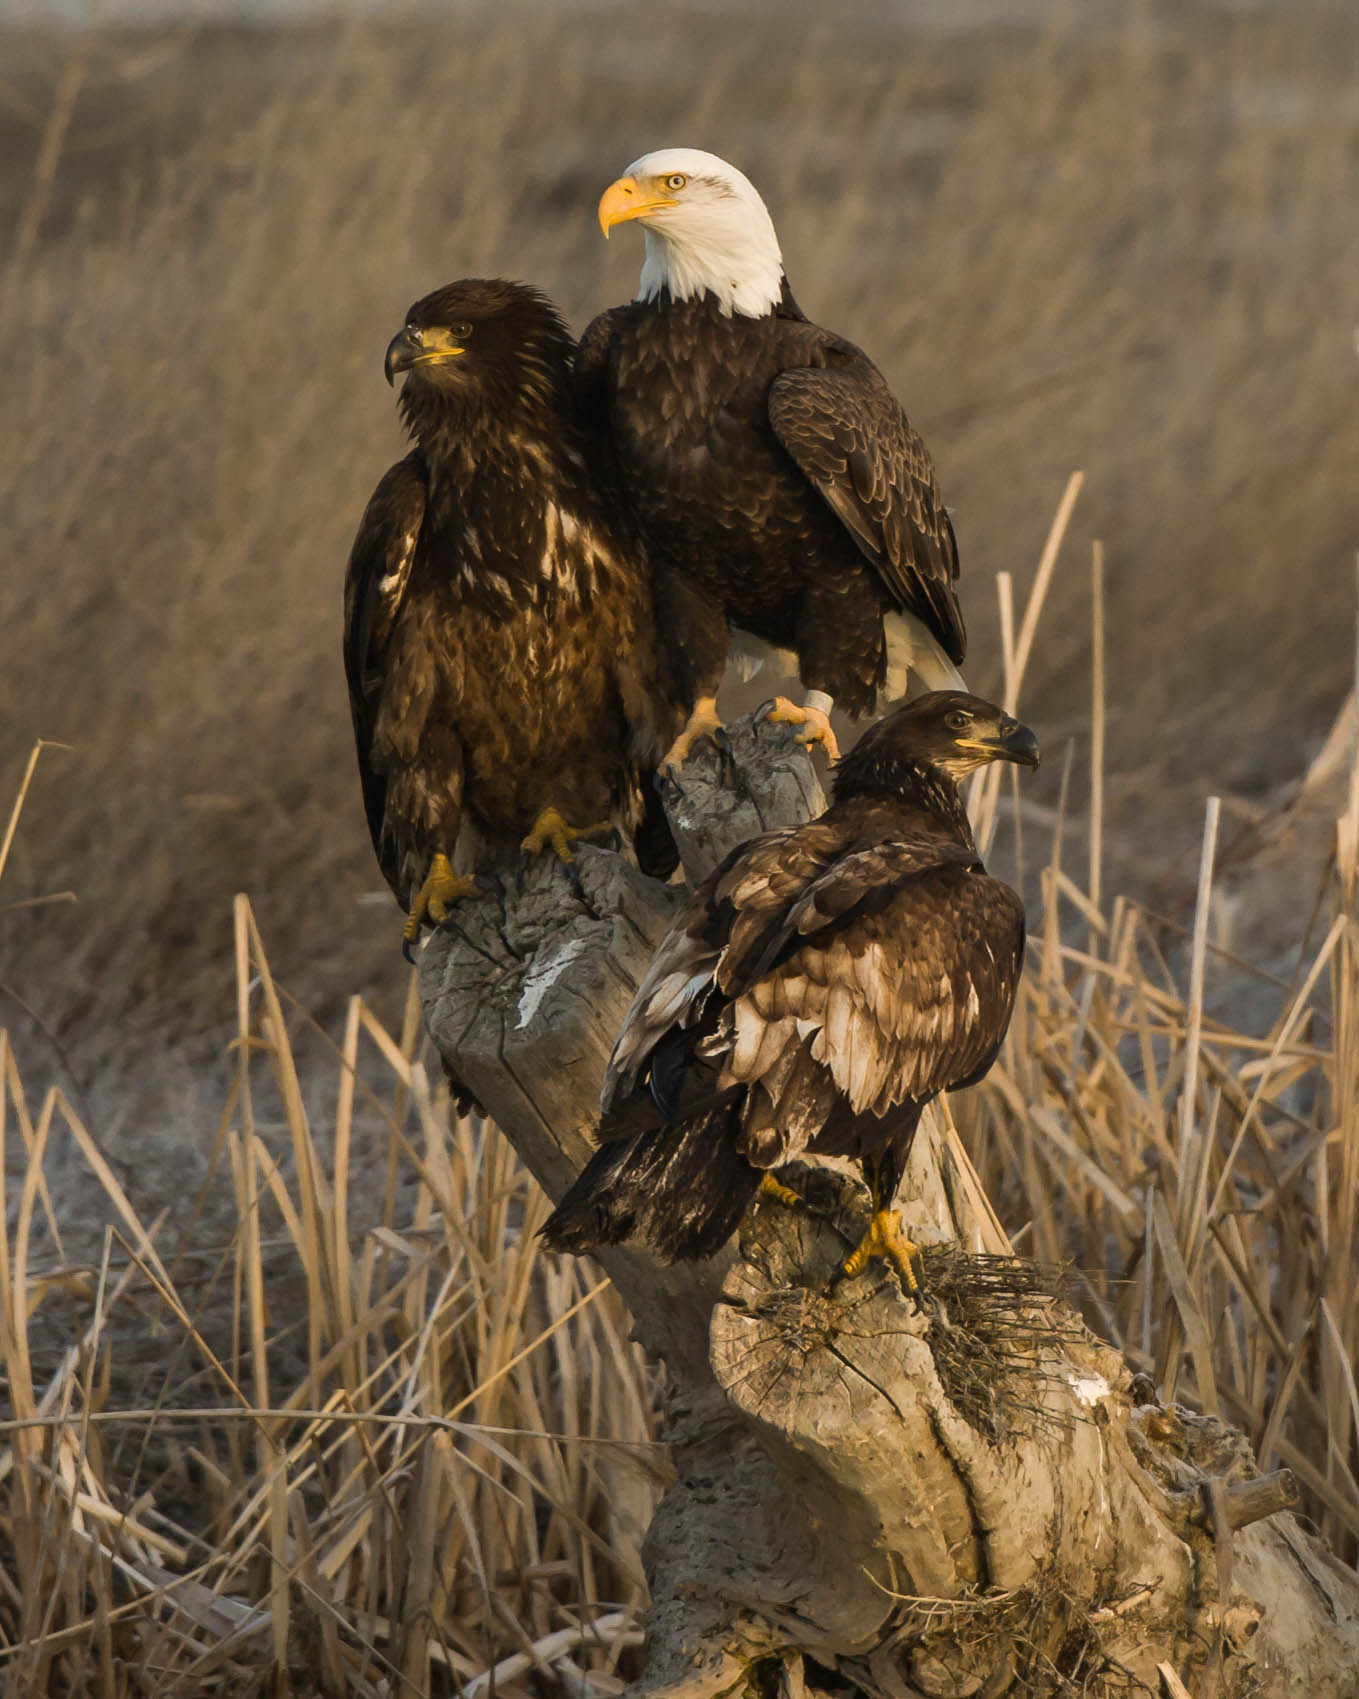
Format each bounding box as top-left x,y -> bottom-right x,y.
764,696 -> 840,762
659,695 -> 725,772
402,853 -> 476,953
832,1208 -> 921,1298
521,807 -> 611,866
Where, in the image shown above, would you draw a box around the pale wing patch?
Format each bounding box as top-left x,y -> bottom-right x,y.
731,1000 -> 767,1077
378,523 -> 419,600
645,967 -> 713,1029
540,502 -> 560,577
722,999 -> 797,1089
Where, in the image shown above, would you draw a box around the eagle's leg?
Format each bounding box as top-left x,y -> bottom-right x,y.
660,695 -> 725,773
757,1171 -> 806,1210
520,807 -> 612,865
830,1146 -> 920,1299
403,853 -> 478,959
834,1210 -> 921,1296
761,691 -> 841,762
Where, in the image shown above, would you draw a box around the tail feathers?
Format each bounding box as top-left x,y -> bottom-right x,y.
883,612 -> 967,704
541,1108 -> 761,1262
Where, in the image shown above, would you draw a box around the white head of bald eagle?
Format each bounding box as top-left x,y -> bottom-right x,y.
598,147 -> 784,320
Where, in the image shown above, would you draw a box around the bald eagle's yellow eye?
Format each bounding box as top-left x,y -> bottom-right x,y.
663,173 -> 688,192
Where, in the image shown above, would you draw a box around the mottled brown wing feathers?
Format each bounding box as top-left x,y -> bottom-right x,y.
713,820 -> 853,990
776,834 -> 974,945
604,810 -> 1024,1142
342,454 -> 427,881
725,864 -> 1024,1120
601,821 -> 845,1113
575,308 -> 629,434
768,358 -> 965,664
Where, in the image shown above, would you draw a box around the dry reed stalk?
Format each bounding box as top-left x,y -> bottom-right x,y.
1,778 -> 1355,1690
1,898 -> 657,1695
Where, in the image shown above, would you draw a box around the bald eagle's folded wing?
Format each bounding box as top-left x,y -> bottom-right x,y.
768,358 -> 965,667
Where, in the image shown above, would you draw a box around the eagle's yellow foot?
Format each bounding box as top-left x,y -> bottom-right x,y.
403,854 -> 477,958
757,1172 -> 806,1210
521,807 -> 611,865
660,695 -> 725,772
764,696 -> 841,762
833,1208 -> 920,1296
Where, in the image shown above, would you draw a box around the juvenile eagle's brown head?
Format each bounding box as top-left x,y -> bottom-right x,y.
384,278 -> 574,436
835,691 -> 1040,800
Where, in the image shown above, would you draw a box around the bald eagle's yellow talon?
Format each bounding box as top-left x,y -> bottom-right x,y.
521,807 -> 611,864
835,1208 -> 919,1295
765,697 -> 840,762
404,853 -> 477,952
757,1172 -> 805,1211
660,695 -> 724,772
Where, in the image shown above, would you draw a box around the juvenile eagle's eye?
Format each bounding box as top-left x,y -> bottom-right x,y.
945,709 -> 970,732
450,321 -> 474,340
663,173 -> 688,191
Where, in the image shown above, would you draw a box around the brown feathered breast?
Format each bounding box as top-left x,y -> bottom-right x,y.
577,288 -> 963,716
344,280 -> 685,911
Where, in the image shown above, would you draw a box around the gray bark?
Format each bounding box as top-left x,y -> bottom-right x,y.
420,713 -> 1359,1699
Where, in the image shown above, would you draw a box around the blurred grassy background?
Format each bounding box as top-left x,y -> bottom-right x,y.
1,0 -> 1355,1173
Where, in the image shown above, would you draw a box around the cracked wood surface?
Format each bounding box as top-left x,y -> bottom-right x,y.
419,711 -> 1359,1699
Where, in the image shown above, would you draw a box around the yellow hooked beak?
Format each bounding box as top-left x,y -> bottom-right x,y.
598,175 -> 678,237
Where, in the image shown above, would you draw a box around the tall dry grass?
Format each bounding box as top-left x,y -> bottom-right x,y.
1,2 -> 1356,1161
2,485 -> 1357,1694
1,889 -> 661,1695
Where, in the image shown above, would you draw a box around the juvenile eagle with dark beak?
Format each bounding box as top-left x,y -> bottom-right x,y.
344,278 -> 685,953
542,692 -> 1038,1290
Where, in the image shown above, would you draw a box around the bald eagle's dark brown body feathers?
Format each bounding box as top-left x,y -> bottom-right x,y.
345,280 -> 682,919
542,693 -> 1034,1263
578,288 -> 964,716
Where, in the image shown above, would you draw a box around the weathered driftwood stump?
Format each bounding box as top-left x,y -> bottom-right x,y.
420,713 -> 1359,1699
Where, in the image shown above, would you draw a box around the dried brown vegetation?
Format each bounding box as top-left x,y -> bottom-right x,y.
1,0 -> 1356,1146
4,490 -> 1357,1694
2,1 -> 1358,1693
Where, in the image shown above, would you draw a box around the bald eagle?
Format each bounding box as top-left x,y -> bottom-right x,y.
344,278 -> 683,953
578,147 -> 966,767
541,692 -> 1037,1285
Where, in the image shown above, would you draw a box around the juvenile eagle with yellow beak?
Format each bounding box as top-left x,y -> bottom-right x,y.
543,692 -> 1037,1288
578,147 -> 967,767
344,278 -> 684,954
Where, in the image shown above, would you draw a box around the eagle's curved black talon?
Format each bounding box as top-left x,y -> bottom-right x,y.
712,725 -> 740,788
401,936 -> 419,967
